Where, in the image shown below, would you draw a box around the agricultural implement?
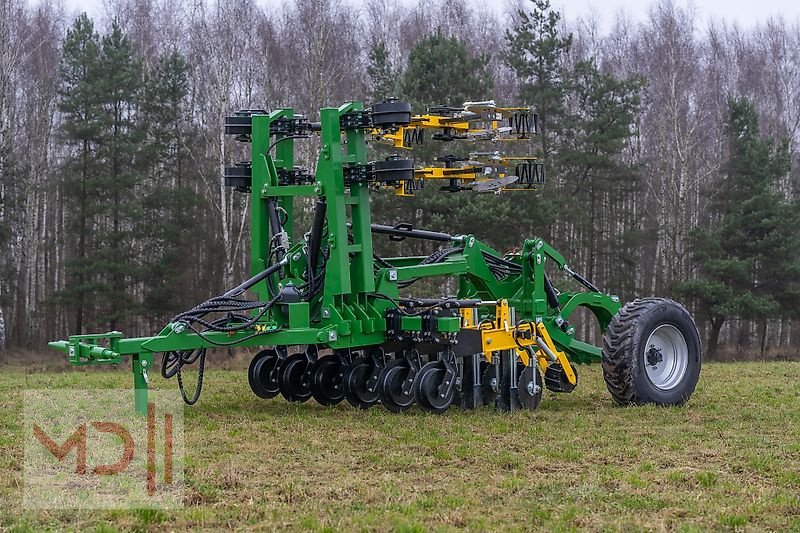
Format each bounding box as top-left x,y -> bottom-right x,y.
49,100 -> 701,415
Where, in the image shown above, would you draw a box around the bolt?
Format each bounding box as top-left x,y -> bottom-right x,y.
388,270 -> 398,281
322,308 -> 331,318
141,360 -> 148,367
293,253 -> 301,261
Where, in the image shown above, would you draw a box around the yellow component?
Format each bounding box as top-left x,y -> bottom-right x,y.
460,307 -> 477,328
369,103 -> 536,148
477,300 -> 534,356
534,322 -> 576,386
459,299 -> 575,385
415,166 -> 482,182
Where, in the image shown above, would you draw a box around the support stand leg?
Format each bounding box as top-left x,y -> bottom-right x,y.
132,353 -> 154,416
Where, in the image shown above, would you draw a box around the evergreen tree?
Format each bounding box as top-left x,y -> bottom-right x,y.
57,13 -> 104,334
504,0 -> 572,156
367,40 -> 397,102
557,60 -> 644,295
504,1 -> 643,308
139,49 -> 196,322
677,97 -> 795,357
400,31 -> 492,112
95,20 -> 144,330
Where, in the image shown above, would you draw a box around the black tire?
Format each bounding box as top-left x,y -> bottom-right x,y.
343,356 -> 381,409
602,298 -> 701,406
248,349 -> 281,399
377,359 -> 415,413
371,100 -> 412,126
277,353 -> 313,403
310,356 -> 346,406
543,362 -> 578,393
414,361 -> 455,415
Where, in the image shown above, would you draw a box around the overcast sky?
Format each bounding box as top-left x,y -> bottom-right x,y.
63,0 -> 799,33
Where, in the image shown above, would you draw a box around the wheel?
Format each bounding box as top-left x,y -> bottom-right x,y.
543,362 -> 578,393
602,298 -> 701,406
517,365 -> 543,410
277,352 -> 313,403
248,349 -> 282,399
377,359 -> 416,413
414,361 -> 456,414
343,356 -> 381,409
371,100 -> 412,126
310,356 -> 346,406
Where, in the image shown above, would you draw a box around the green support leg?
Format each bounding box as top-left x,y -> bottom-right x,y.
132,353 -> 154,415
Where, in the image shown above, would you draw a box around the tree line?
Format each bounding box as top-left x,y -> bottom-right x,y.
1,0 -> 799,359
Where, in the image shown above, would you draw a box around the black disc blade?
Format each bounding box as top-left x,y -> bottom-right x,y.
517,366 -> 543,410
481,364 -> 499,407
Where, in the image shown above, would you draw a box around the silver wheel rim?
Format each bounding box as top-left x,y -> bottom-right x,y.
644,324 -> 688,390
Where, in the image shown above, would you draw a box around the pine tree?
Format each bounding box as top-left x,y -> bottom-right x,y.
504,0 -> 572,157
367,40 -> 397,102
139,48 -> 195,323
557,60 -> 644,296
400,31 -> 492,112
95,20 -> 144,330
57,13 -> 104,334
677,97 -> 795,357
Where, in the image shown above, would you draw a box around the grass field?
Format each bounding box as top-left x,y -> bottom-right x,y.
2,361 -> 800,531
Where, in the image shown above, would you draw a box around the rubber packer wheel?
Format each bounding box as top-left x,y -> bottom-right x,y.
277,353 -> 314,403
602,297 -> 701,406
377,359 -> 416,413
343,356 -> 380,409
414,361 -> 455,414
248,349 -> 281,399
310,356 -> 346,406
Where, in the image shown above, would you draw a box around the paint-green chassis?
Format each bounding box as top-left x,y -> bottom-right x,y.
49,102 -> 622,413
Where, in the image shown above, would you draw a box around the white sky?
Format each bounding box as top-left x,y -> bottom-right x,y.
63,0 -> 800,33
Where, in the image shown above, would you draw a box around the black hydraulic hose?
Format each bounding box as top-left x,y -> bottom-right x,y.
309,200 -> 327,273
371,223 -> 456,242
267,197 -> 286,263
222,259 -> 287,298
543,272 -> 561,310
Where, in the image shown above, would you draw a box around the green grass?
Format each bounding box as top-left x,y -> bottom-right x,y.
2,361 -> 800,530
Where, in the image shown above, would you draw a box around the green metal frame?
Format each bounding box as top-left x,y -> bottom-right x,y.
49,102 -> 622,414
